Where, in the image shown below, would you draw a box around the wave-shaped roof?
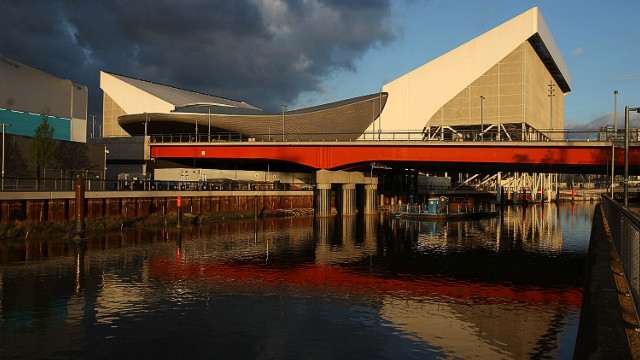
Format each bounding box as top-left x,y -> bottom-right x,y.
119,92 -> 388,141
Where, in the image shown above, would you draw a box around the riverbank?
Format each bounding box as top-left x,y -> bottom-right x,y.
0,208 -> 315,240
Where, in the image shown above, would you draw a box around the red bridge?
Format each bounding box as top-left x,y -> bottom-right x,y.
150,140 -> 639,173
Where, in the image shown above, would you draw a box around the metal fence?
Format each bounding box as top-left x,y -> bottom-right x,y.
601,194 -> 640,327
0,177 -> 314,192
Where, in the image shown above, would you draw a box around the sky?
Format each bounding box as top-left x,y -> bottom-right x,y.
1,0 -> 639,130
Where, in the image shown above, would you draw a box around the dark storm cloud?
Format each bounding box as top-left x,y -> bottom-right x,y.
0,0 -> 396,114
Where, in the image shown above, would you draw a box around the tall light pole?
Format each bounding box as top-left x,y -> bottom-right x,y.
611,90 -> 618,198
372,99 -> 376,140
624,106 -> 640,207
144,113 -> 149,137
281,104 -> 287,141
378,89 -> 382,140
548,81 -> 555,140
90,115 -> 96,138
1,123 -> 11,191
103,146 -> 109,191
479,96 -> 485,141
614,90 -> 619,139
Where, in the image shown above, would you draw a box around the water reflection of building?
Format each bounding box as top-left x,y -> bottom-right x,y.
499,205 -> 563,252
380,297 -> 567,359
0,209 -> 585,358
400,205 -> 564,253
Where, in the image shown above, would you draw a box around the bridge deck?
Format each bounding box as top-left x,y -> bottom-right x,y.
150,141 -> 639,172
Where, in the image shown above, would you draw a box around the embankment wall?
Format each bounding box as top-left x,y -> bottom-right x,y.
0,191 -> 313,223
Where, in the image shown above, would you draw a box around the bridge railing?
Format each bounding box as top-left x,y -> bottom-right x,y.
0,177 -> 314,192
148,129 -> 638,143
601,194 -> 640,327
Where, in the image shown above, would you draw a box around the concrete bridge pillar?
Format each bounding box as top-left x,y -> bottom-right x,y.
315,183 -> 332,217
341,184 -> 356,215
364,184 -> 378,214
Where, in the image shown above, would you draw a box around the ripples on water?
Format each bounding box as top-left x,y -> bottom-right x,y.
0,202 -> 595,359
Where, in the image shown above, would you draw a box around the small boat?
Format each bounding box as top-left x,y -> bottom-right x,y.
394,196 -> 499,221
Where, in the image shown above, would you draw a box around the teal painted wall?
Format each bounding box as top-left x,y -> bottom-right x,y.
0,108 -> 71,140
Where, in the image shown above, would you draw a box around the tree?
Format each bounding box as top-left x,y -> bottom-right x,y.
30,110 -> 58,187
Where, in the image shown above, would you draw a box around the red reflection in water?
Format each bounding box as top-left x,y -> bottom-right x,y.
149,258 -> 582,309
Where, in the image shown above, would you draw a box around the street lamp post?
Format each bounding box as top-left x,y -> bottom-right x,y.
612,91 -> 618,198
103,146 -> 109,191
479,96 -> 485,141
281,104 -> 287,141
611,141 -> 615,198
91,115 -> 96,138
614,90 -> 619,140
548,81 -> 555,140
624,106 -> 640,207
1,123 -> 11,191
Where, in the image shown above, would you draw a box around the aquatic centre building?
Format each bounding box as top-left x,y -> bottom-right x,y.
101,7 -> 570,143
101,71 -> 387,141
373,7 -> 571,141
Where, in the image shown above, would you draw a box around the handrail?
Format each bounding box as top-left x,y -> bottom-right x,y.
147,128 -> 640,144
601,194 -> 640,329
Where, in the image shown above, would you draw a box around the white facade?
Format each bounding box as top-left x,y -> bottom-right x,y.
367,7 -> 571,138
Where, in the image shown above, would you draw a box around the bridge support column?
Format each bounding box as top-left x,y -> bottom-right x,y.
496,172 -> 502,205
341,184 -> 356,215
364,184 -> 377,214
315,183 -> 332,217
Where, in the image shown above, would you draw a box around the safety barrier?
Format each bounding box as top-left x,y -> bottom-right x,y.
148,128 -> 639,143
601,194 -> 640,327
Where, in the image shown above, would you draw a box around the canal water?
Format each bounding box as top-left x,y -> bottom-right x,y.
0,202 -> 595,359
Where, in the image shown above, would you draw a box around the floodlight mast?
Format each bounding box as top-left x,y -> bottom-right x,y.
624,106 -> 640,207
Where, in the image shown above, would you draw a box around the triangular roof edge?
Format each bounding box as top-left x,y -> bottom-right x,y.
378,7 -> 571,133
100,70 -> 260,110
532,8 -> 571,91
